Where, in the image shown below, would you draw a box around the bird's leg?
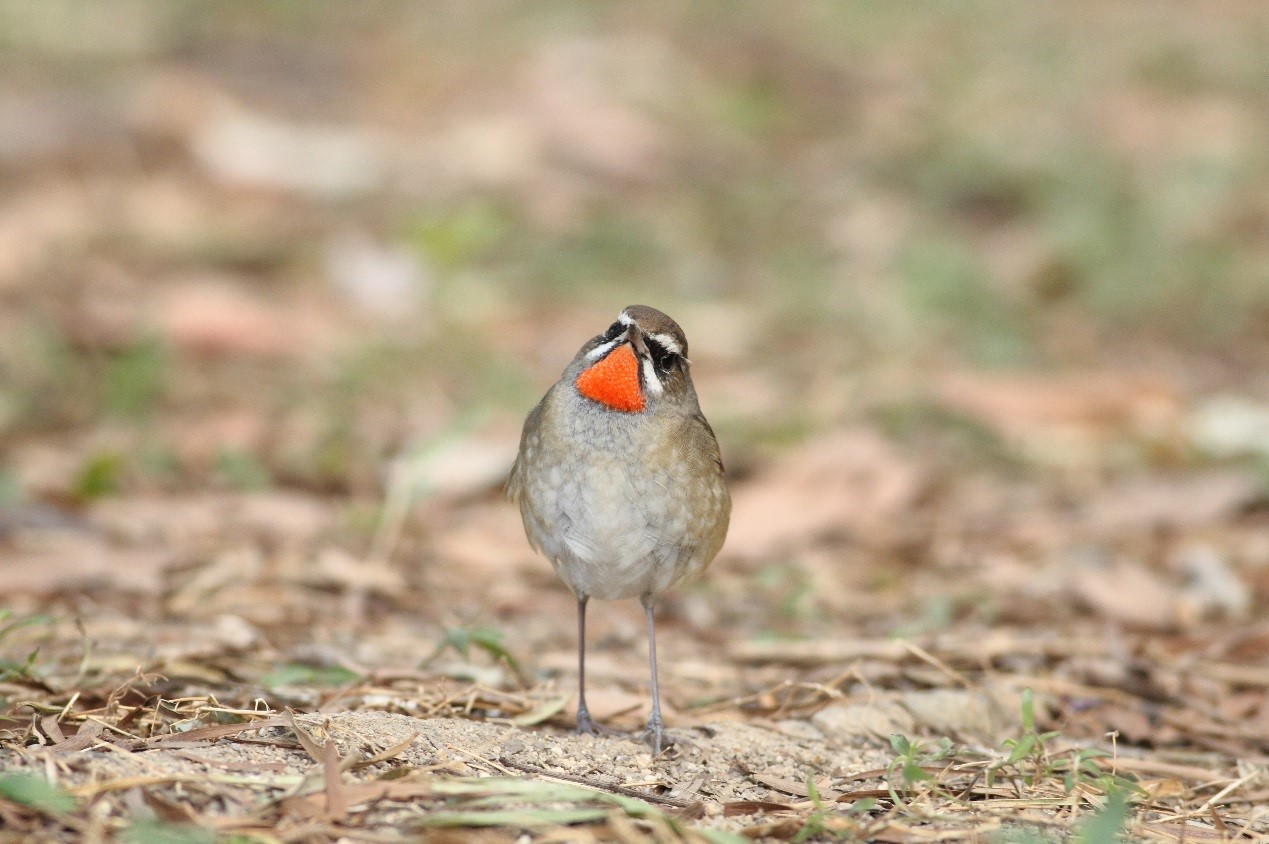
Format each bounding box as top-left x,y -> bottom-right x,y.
575,595 -> 600,735
640,595 -> 670,754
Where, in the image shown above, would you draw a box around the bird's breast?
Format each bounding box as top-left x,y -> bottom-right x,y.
511,386 -> 728,599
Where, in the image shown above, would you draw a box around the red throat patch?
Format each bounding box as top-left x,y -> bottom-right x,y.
575,344 -> 645,412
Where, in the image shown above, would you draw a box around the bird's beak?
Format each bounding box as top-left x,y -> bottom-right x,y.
628,329 -> 648,359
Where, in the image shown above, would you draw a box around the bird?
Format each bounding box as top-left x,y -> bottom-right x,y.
506,305 -> 731,753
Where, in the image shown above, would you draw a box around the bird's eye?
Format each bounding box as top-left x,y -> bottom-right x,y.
645,336 -> 679,373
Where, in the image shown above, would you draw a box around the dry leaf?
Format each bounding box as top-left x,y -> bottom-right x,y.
1067,558 -> 1178,630
399,437 -> 519,501
935,371 -> 1182,464
0,540 -> 170,595
192,105 -> 385,197
155,278 -> 336,360
725,428 -> 925,559
1085,471 -> 1260,533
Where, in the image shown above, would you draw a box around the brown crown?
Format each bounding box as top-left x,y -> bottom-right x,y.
622,305 -> 689,357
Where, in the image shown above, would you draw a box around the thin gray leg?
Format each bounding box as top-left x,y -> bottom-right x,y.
641,595 -> 668,754
575,596 -> 599,735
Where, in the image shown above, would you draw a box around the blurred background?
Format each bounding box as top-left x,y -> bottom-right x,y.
2,0 -> 1266,494
1,0 -> 1268,769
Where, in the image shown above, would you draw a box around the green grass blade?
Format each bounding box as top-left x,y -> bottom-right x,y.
416,807 -> 610,827
0,774 -> 77,815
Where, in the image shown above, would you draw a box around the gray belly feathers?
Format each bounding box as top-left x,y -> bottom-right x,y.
513,388 -> 722,601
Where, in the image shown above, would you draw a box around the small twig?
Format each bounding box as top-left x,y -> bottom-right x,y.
344,731 -> 420,772
848,661 -> 878,705
282,710 -> 327,764
56,690 -> 80,723
498,756 -> 695,809
89,738 -> 166,774
83,714 -> 144,742
170,750 -> 288,773
442,740 -> 514,775
900,640 -> 972,689
1194,770 -> 1261,815
149,715 -> 287,745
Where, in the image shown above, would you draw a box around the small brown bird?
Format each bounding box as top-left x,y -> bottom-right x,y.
507,305 -> 730,753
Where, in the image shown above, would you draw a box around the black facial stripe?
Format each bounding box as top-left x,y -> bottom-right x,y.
598,320 -> 624,343
644,334 -> 680,374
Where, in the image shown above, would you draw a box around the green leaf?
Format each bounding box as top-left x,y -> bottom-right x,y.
104,337 -> 167,419
259,663 -> 360,689
429,777 -> 652,815
697,829 -> 753,844
212,449 -> 271,491
1020,688 -> 1035,732
0,613 -> 54,644
407,201 -> 511,273
511,694 -> 570,727
1074,789 -> 1128,844
432,626 -> 523,677
902,760 -> 933,783
889,734 -> 912,756
408,775 -> 665,834
120,821 -> 216,844
440,627 -> 472,657
0,646 -> 44,682
74,451 -> 124,500
847,797 -> 877,813
805,772 -> 822,807
791,810 -> 827,844
1006,734 -> 1036,764
467,627 -> 522,672
0,773 -> 77,814
417,807 -> 610,827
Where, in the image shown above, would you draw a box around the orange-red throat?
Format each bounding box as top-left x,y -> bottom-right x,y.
575,343 -> 645,412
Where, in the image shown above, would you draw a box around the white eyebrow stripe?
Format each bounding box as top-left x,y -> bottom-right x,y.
648,332 -> 683,355
641,357 -> 663,395
617,311 -> 635,326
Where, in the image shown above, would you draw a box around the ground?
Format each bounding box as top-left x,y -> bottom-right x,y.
3,432 -> 1267,840
2,2 -> 1268,842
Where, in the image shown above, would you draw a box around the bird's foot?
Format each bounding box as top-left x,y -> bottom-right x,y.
639,716 -> 674,756
575,706 -> 616,737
